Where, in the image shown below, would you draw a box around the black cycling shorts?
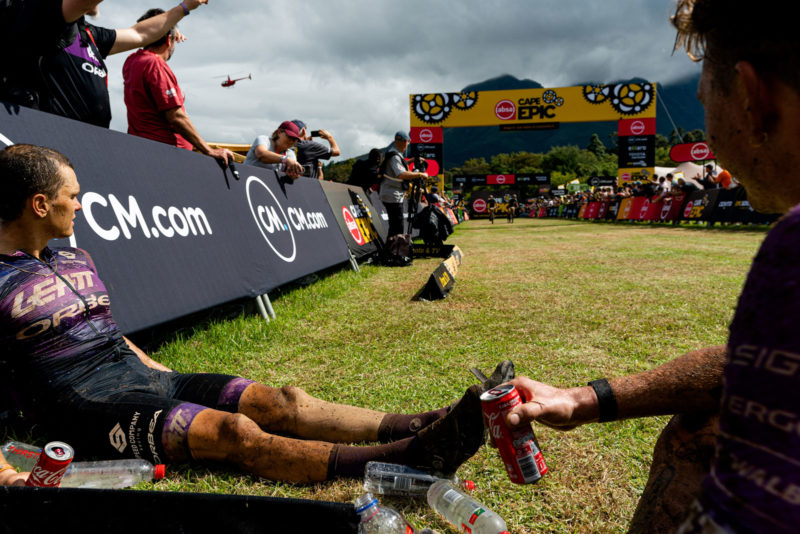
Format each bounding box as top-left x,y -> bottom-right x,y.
41,347 -> 255,465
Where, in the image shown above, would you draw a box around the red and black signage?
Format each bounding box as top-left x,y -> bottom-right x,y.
669,141 -> 716,162
618,135 -> 655,169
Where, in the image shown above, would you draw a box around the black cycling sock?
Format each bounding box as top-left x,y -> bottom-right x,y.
377,408 -> 448,442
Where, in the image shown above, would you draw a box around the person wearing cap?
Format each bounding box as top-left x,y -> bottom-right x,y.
122,8 -> 231,164
291,120 -> 340,180
379,131 -> 428,237
243,121 -> 304,179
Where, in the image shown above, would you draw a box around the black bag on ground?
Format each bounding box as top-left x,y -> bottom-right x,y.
379,234 -> 413,266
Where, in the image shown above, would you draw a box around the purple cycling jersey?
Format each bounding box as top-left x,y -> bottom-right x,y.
702,205 -> 800,532
0,247 -> 123,400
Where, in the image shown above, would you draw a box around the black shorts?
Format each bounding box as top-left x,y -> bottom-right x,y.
42,348 -> 254,464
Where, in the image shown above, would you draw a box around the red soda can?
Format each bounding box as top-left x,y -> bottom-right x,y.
25,441 -> 74,487
480,383 -> 547,484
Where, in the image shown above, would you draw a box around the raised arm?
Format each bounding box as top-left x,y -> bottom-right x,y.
507,345 -> 727,430
110,0 -> 208,55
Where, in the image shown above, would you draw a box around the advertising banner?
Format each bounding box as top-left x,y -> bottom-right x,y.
670,141 -> 716,162
410,82 -> 657,127
319,181 -> 388,259
682,189 -> 720,221
1,105 -> 352,333
618,135 -> 655,169
618,118 -> 656,136
487,174 -> 515,185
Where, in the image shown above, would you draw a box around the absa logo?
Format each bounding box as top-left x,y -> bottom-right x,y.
473,198 -> 487,213
246,176 -> 297,263
419,129 -> 434,143
342,206 -> 365,246
494,100 -> 516,120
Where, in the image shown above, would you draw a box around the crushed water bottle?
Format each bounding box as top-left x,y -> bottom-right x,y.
427,480 -> 509,534
355,492 -> 415,534
1,441 -> 165,488
364,462 -> 475,497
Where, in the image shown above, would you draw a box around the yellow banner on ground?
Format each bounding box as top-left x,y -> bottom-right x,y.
410,82 -> 656,128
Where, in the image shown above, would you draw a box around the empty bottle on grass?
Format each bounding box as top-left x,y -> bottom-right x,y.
1,441 -> 165,488
354,492 -> 415,534
364,462 -> 475,498
427,480 -> 509,534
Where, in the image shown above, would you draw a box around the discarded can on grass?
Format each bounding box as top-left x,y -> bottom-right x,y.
480,384 -> 547,484
25,441 -> 74,487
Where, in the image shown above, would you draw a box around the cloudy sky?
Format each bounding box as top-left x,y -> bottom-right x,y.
97,0 -> 701,160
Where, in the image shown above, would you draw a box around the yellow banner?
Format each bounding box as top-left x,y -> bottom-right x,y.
410,82 -> 656,127
617,167 -> 656,186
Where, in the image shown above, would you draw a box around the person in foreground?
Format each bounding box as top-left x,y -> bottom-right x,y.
0,450 -> 29,486
507,1 -> 800,532
0,144 -> 515,483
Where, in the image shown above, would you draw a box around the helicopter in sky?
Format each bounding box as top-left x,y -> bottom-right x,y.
218,74 -> 252,88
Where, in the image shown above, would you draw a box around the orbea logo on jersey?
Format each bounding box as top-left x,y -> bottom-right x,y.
246,176 -> 330,263
494,99 -> 516,120
342,206 -> 364,245
473,198 -> 487,213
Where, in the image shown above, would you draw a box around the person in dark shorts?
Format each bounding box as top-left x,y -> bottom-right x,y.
486,194 -> 497,224
508,1 -> 800,531
507,194 -> 519,223
0,144 -> 513,483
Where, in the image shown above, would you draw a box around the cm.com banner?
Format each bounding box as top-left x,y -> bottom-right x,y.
0,104 -> 352,333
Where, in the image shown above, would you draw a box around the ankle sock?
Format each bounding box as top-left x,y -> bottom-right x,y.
377,408 -> 448,442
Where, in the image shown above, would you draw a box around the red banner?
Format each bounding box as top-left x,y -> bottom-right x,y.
487,174 -> 515,185
618,118 -> 656,136
410,127 -> 443,144
669,142 -> 716,162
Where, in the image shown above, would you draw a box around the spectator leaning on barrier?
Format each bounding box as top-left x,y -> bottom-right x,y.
508,1 -> 800,531
291,120 -> 340,181
1,0 -> 105,107
379,131 -> 427,237
347,148 -> 383,193
36,1 -> 213,128
243,120 -> 304,180
122,8 -> 231,164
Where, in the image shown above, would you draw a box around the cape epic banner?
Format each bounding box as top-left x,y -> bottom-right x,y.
0,105 -> 352,333
410,82 -> 656,128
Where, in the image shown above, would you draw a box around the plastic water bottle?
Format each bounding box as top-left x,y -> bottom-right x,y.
427,480 -> 509,534
1,441 -> 41,471
364,462 -> 475,497
1,441 -> 165,488
60,459 -> 166,488
354,492 -> 415,534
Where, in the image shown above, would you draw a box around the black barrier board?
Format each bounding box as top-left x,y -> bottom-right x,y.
1,104 -> 352,332
412,243 -> 455,258
681,189 -> 720,221
0,486 -> 358,534
414,248 -> 463,301
319,181 -> 388,259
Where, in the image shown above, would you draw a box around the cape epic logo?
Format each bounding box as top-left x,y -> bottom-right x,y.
246,176 -> 297,262
494,100 -> 516,120
342,206 -> 365,245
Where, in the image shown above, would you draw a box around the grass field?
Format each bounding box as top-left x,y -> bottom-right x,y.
25,218 -> 771,532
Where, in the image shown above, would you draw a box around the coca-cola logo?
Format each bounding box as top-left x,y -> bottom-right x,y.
419,129 -> 433,143
494,99 -> 516,120
342,206 -> 364,245
630,120 -> 645,135
473,198 -> 487,213
486,411 -> 504,440
29,465 -> 69,487
690,142 -> 710,160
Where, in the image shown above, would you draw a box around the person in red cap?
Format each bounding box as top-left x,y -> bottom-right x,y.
122,8 -> 231,164
244,120 -> 304,180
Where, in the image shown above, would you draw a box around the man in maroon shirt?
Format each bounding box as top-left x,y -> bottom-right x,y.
122,8 -> 230,163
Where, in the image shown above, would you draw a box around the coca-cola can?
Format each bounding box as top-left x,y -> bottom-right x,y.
25,441 -> 74,487
481,383 -> 547,484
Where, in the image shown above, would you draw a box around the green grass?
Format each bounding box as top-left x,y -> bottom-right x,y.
10,218 -> 769,532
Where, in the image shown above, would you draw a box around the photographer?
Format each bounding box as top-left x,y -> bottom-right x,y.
291,120 -> 340,180
243,120 -> 304,180
379,131 -> 427,237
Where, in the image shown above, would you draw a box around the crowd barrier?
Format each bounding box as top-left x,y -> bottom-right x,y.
1,104 -> 457,334
532,188 -> 778,225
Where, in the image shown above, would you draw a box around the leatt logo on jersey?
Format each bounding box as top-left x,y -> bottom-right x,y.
11,271 -> 95,318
